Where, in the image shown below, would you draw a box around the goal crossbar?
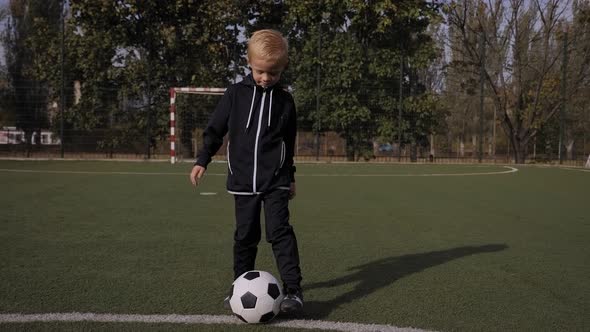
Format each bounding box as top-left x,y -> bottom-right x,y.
169,87 -> 226,164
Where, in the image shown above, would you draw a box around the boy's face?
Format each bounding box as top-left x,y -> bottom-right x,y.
249,55 -> 285,89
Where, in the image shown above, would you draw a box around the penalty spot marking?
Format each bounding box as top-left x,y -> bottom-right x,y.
0,312 -> 434,332
0,166 -> 518,177
199,192 -> 217,196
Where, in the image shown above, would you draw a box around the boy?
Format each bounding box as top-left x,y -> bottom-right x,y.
189,29 -> 303,313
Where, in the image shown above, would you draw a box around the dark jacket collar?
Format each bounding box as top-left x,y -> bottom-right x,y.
240,73 -> 282,91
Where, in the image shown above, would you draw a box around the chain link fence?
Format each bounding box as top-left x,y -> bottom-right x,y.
1,83 -> 589,166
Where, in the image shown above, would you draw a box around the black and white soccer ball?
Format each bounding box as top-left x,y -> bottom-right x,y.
229,270 -> 284,323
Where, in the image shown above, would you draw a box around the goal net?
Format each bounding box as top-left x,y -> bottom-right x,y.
169,87 -> 226,164
585,154 -> 590,169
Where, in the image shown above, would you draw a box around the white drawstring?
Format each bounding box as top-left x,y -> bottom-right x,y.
246,86 -> 275,129
245,87 -> 257,129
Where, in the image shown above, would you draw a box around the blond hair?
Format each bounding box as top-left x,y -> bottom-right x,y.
247,29 -> 289,68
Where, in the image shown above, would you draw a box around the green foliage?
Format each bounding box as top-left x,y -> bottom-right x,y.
64,0 -> 245,154
0,0 -> 468,160
285,0 -> 442,160
403,93 -> 448,142
377,93 -> 447,146
2,0 -> 588,161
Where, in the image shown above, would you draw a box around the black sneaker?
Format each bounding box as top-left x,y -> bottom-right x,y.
223,296 -> 231,310
280,289 -> 303,313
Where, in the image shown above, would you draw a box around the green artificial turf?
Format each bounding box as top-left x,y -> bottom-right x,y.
1,160 -> 588,331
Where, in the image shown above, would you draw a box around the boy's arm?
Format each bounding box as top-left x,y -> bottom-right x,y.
195,89 -> 232,168
190,89 -> 231,186
285,95 -> 297,195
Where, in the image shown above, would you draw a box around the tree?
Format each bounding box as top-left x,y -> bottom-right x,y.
67,0 -> 245,157
564,0 -> 590,159
0,6 -> 13,126
2,0 -> 63,155
285,0 -> 442,160
446,0 -> 590,163
401,94 -> 448,160
443,2 -> 484,158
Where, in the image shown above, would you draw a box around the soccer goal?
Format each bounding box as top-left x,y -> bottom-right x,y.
585,153 -> 590,169
169,87 -> 226,164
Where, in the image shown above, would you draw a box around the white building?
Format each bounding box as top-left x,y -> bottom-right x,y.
0,127 -> 61,145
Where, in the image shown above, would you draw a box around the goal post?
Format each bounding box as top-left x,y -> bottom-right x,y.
169,87 -> 226,164
585,153 -> 590,169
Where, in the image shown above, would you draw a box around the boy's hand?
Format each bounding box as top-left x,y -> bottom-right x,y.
190,165 -> 206,186
289,182 -> 296,200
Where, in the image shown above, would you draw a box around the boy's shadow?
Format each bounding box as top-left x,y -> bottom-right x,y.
302,244 -> 508,319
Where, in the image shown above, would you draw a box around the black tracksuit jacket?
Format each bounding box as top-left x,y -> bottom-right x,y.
195,74 -> 297,195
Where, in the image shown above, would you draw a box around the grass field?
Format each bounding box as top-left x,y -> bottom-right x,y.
1,160 -> 589,331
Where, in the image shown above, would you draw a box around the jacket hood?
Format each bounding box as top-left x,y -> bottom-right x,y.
240,73 -> 283,90
241,73 -> 256,87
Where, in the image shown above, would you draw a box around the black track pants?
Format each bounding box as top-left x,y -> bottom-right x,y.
233,189 -> 302,291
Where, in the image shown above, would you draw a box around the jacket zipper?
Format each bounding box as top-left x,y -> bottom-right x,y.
252,90 -> 266,193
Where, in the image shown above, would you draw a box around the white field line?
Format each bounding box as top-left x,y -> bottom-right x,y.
0,312 -> 434,332
297,166 -> 518,177
0,169 -> 189,176
0,166 -> 518,177
559,167 -> 590,173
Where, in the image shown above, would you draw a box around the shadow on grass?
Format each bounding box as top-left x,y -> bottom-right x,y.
302,244 -> 508,319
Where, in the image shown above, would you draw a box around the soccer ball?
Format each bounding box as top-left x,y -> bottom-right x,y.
229,270 -> 284,323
